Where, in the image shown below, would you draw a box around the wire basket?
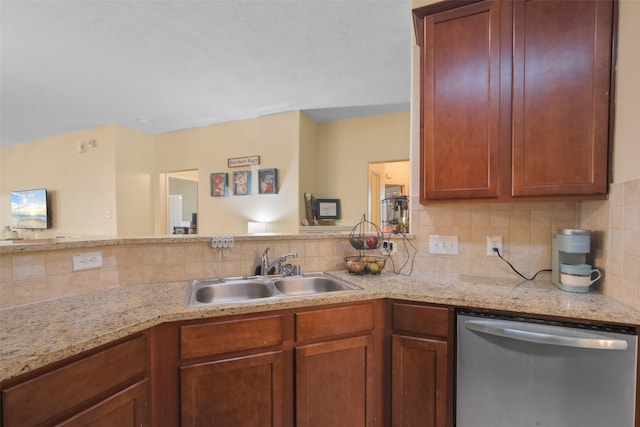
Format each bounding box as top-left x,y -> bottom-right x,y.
348,214 -> 384,251
344,255 -> 386,274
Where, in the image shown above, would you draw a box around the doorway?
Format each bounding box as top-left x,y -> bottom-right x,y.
166,170 -> 198,234
368,160 -> 409,229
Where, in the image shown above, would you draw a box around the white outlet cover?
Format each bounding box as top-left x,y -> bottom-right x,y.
486,236 -> 503,256
73,251 -> 103,271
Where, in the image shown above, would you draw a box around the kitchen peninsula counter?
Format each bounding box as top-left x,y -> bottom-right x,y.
0,233 -> 352,255
1,270 -> 639,382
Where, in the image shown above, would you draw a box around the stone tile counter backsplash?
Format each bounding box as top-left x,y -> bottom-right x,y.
582,178 -> 640,309
0,239 -> 353,308
1,178 -> 638,311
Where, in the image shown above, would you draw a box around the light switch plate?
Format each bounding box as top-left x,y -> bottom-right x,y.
429,235 -> 459,255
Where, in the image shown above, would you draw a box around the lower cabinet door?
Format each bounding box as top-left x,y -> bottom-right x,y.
57,380 -> 149,427
295,335 -> 374,427
180,351 -> 284,427
392,335 -> 449,427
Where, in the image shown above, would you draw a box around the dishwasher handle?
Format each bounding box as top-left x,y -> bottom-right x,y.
464,319 -> 628,350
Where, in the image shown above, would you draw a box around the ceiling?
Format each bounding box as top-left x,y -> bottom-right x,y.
0,0 -> 412,147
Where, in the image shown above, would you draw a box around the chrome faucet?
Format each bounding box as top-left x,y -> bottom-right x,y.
261,247 -> 298,276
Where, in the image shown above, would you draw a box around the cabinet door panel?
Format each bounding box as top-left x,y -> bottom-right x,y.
392,335 -> 448,427
296,335 -> 374,427
56,380 -> 148,427
512,0 -> 613,196
180,351 -> 284,427
421,0 -> 503,200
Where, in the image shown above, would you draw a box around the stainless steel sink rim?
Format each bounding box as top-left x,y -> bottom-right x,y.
184,273 -> 361,306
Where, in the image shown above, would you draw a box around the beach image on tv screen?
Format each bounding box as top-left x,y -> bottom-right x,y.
11,190 -> 47,229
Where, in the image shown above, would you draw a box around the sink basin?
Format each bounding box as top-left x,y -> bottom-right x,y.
184,273 -> 361,306
187,279 -> 275,305
274,275 -> 360,295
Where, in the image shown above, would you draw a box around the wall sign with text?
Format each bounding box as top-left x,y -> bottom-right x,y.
228,155 -> 260,168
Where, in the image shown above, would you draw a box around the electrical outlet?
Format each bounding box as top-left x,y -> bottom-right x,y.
487,236 -> 503,256
73,251 -> 103,271
212,236 -> 234,248
429,235 -> 459,255
381,240 -> 396,255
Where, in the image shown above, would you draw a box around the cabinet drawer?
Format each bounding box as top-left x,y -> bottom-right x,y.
180,315 -> 284,359
392,303 -> 450,338
2,335 -> 147,427
295,303 -> 374,342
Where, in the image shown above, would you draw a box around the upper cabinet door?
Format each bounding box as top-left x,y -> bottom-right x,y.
511,0 -> 614,197
419,0 -> 505,201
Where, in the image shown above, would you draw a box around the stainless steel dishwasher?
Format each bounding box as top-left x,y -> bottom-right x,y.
456,311 -> 637,427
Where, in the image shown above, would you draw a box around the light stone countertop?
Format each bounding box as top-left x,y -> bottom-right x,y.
1,270 -> 639,382
0,233 -> 358,254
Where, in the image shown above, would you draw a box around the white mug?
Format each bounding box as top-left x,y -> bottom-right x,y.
560,263 -> 601,287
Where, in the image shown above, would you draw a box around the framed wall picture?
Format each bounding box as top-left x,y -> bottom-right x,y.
258,168 -> 278,194
210,173 -> 228,197
233,170 -> 251,195
315,199 -> 341,220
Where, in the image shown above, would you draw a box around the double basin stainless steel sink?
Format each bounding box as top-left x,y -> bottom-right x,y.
184,273 -> 361,306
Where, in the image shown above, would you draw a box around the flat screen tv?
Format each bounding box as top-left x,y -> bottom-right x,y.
10,188 -> 50,229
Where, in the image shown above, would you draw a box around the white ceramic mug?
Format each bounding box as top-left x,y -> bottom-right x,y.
560,263 -> 601,287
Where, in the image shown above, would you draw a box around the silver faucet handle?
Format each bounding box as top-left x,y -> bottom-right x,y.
275,253 -> 297,275
281,263 -> 301,276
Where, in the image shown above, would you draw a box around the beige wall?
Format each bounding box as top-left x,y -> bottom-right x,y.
0,124 -> 158,238
114,125 -> 156,236
383,161 -> 410,191
155,112 -> 302,235
612,0 -> 640,183
299,112 -> 320,223
1,110 -> 409,237
0,125 -> 119,237
316,111 -> 411,226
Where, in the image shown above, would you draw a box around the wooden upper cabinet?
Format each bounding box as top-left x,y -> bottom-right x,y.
511,0 -> 614,197
419,0 -> 506,201
415,0 -> 615,203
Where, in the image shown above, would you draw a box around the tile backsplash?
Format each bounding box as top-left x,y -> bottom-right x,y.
0,239 -> 353,308
581,178 -> 640,311
2,178 -> 639,312
408,201 -> 580,279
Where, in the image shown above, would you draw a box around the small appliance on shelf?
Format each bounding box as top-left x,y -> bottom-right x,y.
381,195 -> 409,234
344,214 -> 386,275
551,228 -> 601,293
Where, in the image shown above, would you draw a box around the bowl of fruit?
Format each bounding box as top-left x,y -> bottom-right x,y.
349,235 -> 381,250
344,255 -> 386,275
